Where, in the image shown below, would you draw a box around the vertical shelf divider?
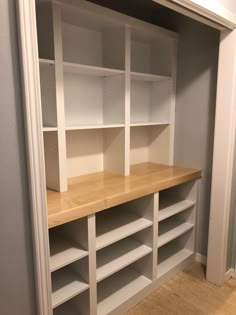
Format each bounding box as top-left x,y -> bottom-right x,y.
52,3 -> 67,192
169,39 -> 178,165
125,25 -> 131,176
88,214 -> 97,315
152,192 -> 159,280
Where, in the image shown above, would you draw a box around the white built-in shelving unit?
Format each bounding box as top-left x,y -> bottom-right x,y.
36,0 -> 200,314
37,0 -> 176,192
46,181 -> 198,314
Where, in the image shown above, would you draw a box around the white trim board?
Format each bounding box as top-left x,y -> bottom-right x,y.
207,29 -> 236,286
17,1 -> 52,314
225,268 -> 234,282
152,0 -> 236,30
195,253 -> 207,265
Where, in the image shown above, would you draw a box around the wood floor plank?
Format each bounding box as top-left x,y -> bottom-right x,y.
126,263 -> 236,315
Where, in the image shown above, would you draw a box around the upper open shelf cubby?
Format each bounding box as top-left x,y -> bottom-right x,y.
39,59 -> 57,128
131,77 -> 172,125
61,6 -> 125,70
64,70 -> 124,128
131,29 -> 173,77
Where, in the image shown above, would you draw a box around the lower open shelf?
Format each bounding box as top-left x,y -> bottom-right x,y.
50,232 -> 88,272
97,267 -> 151,315
157,248 -> 193,278
52,268 -> 89,309
53,290 -> 89,315
96,237 -> 152,282
158,218 -> 194,248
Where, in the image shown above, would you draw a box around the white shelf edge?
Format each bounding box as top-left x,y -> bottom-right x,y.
158,200 -> 196,222
42,127 -> 58,132
96,239 -> 152,282
131,71 -> 171,82
63,62 -> 125,77
65,124 -> 125,131
50,234 -> 88,272
96,212 -> 153,251
157,249 -> 194,279
158,222 -> 194,248
52,269 -> 89,309
130,122 -> 171,127
39,58 -> 55,65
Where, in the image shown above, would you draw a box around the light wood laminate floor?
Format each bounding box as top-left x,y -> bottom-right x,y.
127,263 -> 236,315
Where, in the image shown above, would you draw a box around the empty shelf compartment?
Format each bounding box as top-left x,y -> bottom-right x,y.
51,258 -> 89,309
158,199 -> 195,222
97,267 -> 151,315
158,218 -> 194,248
157,241 -> 194,278
50,233 -> 88,272
96,237 -> 152,282
96,209 -> 153,250
53,290 -> 89,315
53,304 -> 78,315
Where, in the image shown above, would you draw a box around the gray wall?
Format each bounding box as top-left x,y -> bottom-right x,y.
89,0 -> 219,257
173,18 -> 219,255
0,1 -> 37,314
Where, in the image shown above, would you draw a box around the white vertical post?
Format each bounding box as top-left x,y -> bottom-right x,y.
88,214 -> 97,315
153,192 -> 159,279
17,0 -> 52,314
169,39 -> 178,165
52,3 -> 67,192
207,29 -> 236,286
125,25 -> 131,175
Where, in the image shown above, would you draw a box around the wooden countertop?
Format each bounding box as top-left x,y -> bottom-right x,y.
47,162 -> 201,228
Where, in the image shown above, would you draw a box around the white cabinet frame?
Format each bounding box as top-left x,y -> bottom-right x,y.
17,0 -> 236,314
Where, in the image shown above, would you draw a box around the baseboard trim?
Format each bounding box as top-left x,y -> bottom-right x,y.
195,253 -> 207,265
225,268 -> 234,282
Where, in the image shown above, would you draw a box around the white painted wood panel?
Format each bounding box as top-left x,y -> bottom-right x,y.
62,23 -> 102,66
130,125 -> 171,165
96,210 -> 153,250
51,269 -> 89,308
66,128 -> 125,177
49,233 -> 88,272
39,62 -> 57,127
157,248 -> 193,278
64,62 -> 124,76
96,238 -> 152,282
43,132 -> 60,191
64,73 -> 124,127
158,220 -> 194,248
66,129 -> 104,177
53,289 -> 90,315
159,200 -> 195,222
97,267 -> 151,315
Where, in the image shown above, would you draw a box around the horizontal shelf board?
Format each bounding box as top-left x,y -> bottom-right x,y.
97,268 -> 151,315
65,124 -> 125,130
64,62 -> 125,77
131,71 -> 171,82
130,121 -> 171,127
50,234 -> 88,272
39,58 -> 55,65
96,238 -> 152,282
96,211 -> 153,250
43,127 -> 58,132
158,200 -> 195,222
157,248 -> 193,278
158,221 -> 194,248
52,269 -> 89,309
